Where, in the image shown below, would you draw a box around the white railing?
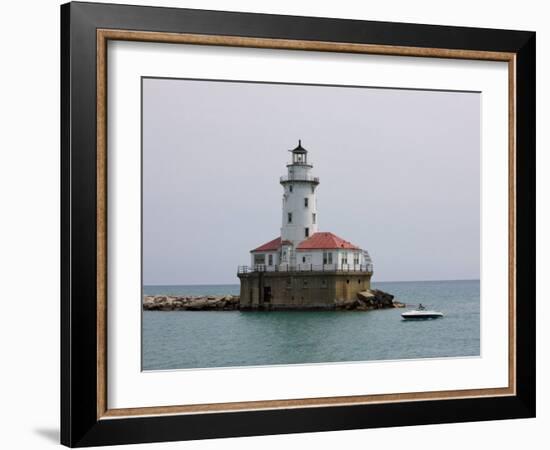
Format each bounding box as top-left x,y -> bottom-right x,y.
238,264 -> 373,274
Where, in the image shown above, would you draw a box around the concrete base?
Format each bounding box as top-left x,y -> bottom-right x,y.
238,271 -> 372,310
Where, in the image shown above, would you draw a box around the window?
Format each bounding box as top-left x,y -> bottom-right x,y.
288,212 -> 292,223
323,252 -> 333,265
254,254 -> 265,265
303,279 -> 308,288
305,227 -> 309,237
342,253 -> 348,265
302,256 -> 306,263
289,185 -> 293,192
311,186 -> 315,193
321,279 -> 327,288
353,253 -> 360,265
304,197 -> 309,207
268,254 -> 273,266
312,213 -> 316,224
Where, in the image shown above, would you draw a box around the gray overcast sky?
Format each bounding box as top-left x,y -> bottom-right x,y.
143,78 -> 480,285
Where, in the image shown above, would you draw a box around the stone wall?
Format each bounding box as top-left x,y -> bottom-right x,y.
238,271 -> 372,310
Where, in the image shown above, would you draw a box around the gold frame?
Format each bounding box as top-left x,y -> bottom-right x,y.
96,29 -> 516,420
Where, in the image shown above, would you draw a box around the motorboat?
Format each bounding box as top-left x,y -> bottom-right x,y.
401,304 -> 444,320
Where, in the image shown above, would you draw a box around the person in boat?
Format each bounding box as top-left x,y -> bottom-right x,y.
418,303 -> 426,310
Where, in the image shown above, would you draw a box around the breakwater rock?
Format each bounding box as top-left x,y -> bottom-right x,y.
336,289 -> 406,311
143,289 -> 403,311
143,295 -> 240,311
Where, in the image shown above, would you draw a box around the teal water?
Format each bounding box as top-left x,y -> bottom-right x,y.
142,280 -> 480,370
143,284 -> 240,296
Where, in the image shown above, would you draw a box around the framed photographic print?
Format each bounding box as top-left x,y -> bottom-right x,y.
60,1 -> 536,447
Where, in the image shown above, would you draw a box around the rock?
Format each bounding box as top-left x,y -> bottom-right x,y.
322,289 -> 398,311
187,298 -> 209,310
142,295 -> 242,311
335,298 -> 359,310
357,291 -> 375,301
353,289 -> 397,310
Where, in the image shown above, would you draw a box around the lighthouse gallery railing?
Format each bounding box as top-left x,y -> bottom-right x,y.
238,264 -> 373,274
280,175 -> 319,183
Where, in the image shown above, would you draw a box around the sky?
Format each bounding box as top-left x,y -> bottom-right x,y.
142,77 -> 480,285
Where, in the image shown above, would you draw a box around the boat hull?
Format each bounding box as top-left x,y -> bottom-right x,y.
401,311 -> 444,320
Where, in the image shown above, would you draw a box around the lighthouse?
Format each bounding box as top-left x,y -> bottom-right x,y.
280,140 -> 319,265
238,141 -> 373,310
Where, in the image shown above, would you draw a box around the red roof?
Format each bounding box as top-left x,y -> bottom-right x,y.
251,236 -> 281,252
296,232 -> 360,250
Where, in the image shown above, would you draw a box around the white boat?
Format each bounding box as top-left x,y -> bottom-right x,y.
401,304 -> 444,320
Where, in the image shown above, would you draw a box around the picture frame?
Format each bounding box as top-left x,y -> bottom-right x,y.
60,1 -> 535,447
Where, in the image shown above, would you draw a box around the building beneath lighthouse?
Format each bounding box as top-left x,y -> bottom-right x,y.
238,141 -> 373,310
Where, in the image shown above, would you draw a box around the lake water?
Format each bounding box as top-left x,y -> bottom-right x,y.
142,279 -> 480,370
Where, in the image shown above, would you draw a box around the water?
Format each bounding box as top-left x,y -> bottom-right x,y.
142,280 -> 480,370
143,284 -> 240,297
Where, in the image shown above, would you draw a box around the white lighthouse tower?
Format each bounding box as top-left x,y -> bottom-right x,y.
279,140 -> 319,265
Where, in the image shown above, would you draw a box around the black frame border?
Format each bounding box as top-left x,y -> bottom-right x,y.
61,2 -> 535,447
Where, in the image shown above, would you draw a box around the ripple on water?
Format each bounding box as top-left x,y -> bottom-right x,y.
142,280 -> 480,370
